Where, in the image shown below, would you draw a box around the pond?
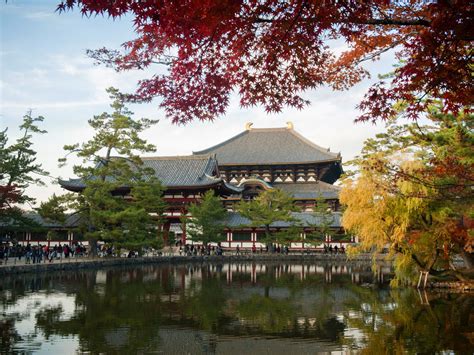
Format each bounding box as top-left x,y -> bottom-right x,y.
0,261 -> 472,354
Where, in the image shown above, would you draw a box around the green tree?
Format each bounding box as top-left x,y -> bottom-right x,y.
51,87 -> 166,253
0,112 -> 47,230
237,189 -> 299,242
273,224 -> 303,247
340,105 -> 473,285
38,193 -> 73,224
306,196 -> 335,247
185,190 -> 227,247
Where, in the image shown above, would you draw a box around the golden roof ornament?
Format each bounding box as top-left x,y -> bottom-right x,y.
286,121 -> 294,130
245,122 -> 253,130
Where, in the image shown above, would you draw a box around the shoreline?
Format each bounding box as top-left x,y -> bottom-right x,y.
0,253 -> 385,275
1,254 -> 472,292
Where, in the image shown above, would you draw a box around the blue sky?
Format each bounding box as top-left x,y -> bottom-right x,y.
1,0 -> 394,207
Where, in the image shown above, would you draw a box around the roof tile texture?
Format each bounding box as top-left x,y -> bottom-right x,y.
194,128 -> 339,165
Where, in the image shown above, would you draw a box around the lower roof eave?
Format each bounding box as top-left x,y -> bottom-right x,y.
217,158 -> 342,167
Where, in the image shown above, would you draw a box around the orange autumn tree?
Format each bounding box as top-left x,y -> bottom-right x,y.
57,1 -> 472,123
340,104 -> 473,286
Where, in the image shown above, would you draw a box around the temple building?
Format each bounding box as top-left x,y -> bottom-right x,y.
193,122 -> 346,249
194,122 -> 343,212
59,155 -> 242,243
10,123 -> 349,250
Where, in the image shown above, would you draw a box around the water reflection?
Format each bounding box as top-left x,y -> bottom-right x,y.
0,262 -> 472,354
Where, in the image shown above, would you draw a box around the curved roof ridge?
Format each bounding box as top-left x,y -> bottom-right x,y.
237,177 -> 273,189
141,154 -> 213,161
202,154 -> 219,179
248,127 -> 287,132
193,130 -> 249,155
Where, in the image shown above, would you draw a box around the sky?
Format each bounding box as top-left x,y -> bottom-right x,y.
1,0 -> 394,208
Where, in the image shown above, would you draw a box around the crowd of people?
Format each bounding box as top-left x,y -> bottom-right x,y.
0,240 -> 347,265
178,243 -> 224,256
0,242 -> 88,265
324,245 -> 345,254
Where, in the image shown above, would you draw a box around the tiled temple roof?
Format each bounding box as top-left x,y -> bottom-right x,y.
0,212 -> 82,229
273,181 -> 341,199
194,126 -> 340,165
225,212 -> 342,228
140,155 -> 222,187
24,212 -> 82,228
59,155 -> 243,192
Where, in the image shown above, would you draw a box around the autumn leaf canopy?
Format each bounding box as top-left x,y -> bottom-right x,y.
58,1 -> 473,123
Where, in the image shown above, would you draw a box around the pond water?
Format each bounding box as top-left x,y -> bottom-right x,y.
0,261 -> 472,354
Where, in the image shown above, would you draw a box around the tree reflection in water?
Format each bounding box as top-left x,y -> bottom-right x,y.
0,262 -> 472,354
342,286 -> 473,354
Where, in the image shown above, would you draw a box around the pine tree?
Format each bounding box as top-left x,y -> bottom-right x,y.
48,88 -> 166,253
185,190 -> 227,247
237,189 -> 299,243
0,112 -> 47,231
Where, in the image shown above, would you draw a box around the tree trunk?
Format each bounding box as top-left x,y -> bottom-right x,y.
89,238 -> 98,257
264,224 -> 271,241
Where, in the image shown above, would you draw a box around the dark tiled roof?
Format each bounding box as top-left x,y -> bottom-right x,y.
59,155 -> 242,192
273,181 -> 340,199
225,212 -> 342,228
0,212 -> 81,229
141,155 -> 222,187
24,212 -> 82,228
194,127 -> 340,165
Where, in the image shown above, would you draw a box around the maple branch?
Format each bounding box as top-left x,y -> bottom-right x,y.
280,0 -> 307,44
255,17 -> 431,27
353,36 -> 407,65
360,18 -> 430,27
86,48 -> 175,69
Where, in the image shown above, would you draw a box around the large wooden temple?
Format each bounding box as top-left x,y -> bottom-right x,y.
19,122 -> 348,250
194,122 -> 343,213
193,122 -> 346,249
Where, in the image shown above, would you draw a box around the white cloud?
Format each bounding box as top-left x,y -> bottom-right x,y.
1,99 -> 106,110
24,11 -> 55,20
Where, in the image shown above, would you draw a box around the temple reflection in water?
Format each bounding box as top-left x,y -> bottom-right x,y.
1,262 -> 471,354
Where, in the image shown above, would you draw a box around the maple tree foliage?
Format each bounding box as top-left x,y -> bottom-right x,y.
340,104 -> 473,285
57,1 -> 472,123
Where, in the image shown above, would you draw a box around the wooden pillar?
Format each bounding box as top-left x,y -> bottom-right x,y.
227,230 -> 232,248
68,231 -> 74,246
182,223 -> 187,244
181,213 -> 187,245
